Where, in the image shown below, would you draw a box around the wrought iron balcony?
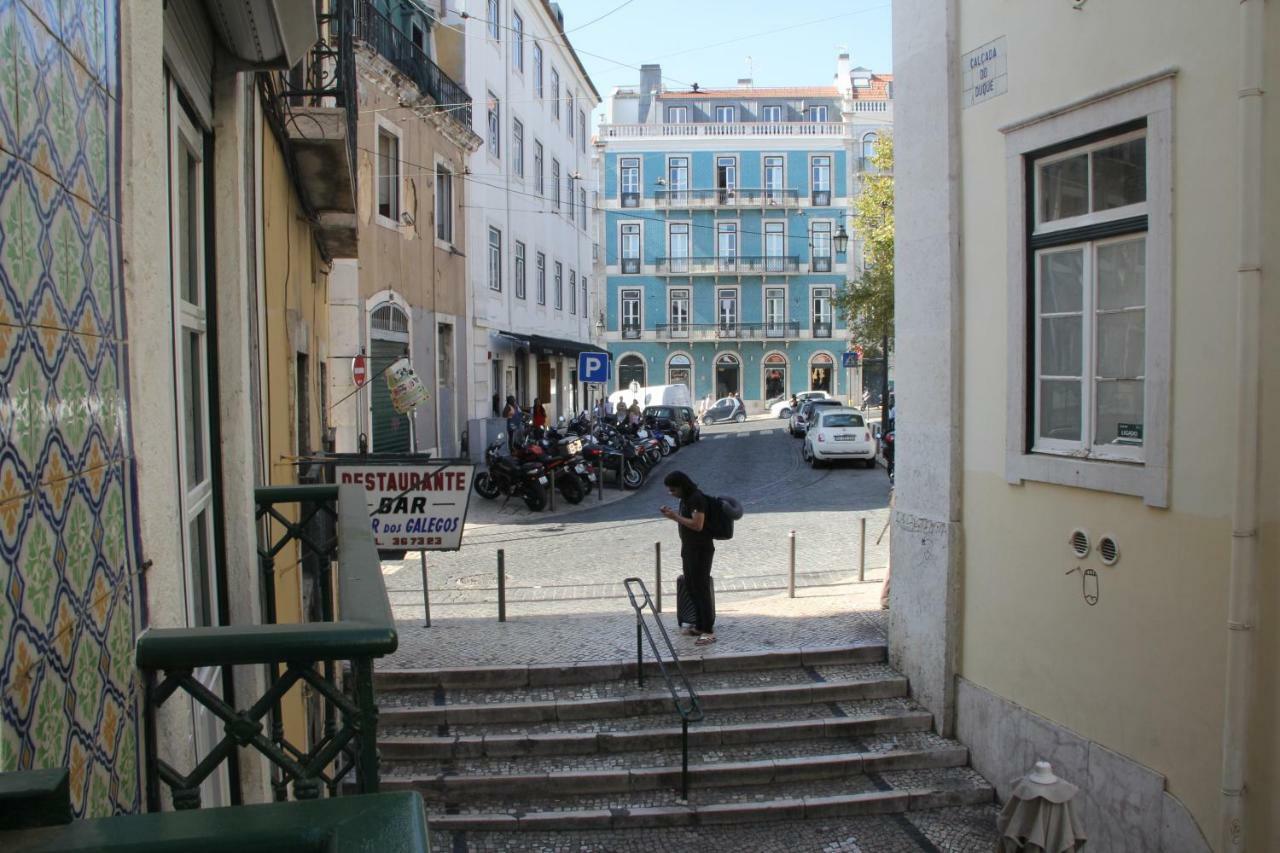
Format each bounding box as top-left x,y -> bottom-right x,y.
653,188 -> 800,209
621,324 -> 642,339
654,255 -> 801,275
813,321 -> 834,338
600,121 -> 853,139
137,484 -> 396,811
654,321 -> 801,341
355,0 -> 473,130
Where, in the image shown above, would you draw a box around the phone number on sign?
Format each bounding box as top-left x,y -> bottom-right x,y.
387,536 -> 446,547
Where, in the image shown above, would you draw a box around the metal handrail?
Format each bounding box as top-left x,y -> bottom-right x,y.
623,577 -> 703,799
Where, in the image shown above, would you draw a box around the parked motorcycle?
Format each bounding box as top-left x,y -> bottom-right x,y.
514,425 -> 595,504
473,435 -> 550,511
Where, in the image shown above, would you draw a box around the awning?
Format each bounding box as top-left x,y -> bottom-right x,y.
496,331 -> 531,348
528,334 -> 608,358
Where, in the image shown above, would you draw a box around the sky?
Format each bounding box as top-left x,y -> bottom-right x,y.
545,0 -> 894,125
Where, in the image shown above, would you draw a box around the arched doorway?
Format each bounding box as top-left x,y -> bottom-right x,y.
618,354 -> 646,390
370,302 -> 412,452
763,353 -> 788,400
715,353 -> 740,397
667,353 -> 692,389
809,352 -> 834,394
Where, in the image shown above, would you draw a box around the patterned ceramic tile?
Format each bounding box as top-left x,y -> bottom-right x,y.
0,0 -> 136,817
0,1 -> 18,156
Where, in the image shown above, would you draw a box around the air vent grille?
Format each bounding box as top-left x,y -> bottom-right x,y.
1098,535 -> 1119,566
1069,529 -> 1090,559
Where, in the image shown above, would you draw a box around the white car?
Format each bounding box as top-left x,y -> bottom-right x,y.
802,408 -> 878,468
768,390 -> 832,419
789,398 -> 844,437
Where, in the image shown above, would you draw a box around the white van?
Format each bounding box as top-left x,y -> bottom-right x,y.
608,383 -> 692,411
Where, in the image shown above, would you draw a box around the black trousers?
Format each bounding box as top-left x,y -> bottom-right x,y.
681,544 -> 716,633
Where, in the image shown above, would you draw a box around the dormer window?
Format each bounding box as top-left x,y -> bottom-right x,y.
715,105 -> 737,123
807,105 -> 828,122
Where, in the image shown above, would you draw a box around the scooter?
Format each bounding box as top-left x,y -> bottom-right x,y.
473,435 -> 550,511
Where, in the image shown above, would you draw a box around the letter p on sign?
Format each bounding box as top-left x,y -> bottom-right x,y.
578,352 -> 609,383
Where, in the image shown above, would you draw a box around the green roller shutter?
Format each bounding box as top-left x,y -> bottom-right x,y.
370,339 -> 412,453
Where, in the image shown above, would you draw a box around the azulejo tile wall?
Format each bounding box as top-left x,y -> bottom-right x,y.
0,0 -> 139,818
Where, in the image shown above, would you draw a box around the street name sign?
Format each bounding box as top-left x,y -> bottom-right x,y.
336,463 -> 475,551
962,36 -> 1008,109
578,351 -> 610,383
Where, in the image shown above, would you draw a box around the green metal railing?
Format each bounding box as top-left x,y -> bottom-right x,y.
137,485 -> 396,810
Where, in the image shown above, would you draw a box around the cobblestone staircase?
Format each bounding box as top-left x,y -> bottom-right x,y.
373,643 -> 999,850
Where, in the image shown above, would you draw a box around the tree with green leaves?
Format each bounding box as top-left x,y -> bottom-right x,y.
834,132 -> 894,414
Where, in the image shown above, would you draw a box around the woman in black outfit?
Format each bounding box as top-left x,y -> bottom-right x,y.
660,471 -> 716,645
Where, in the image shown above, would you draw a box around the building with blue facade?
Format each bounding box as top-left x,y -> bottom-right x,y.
595,56 -> 893,409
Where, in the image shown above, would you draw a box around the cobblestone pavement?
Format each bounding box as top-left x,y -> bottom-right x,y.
384,417 -> 892,625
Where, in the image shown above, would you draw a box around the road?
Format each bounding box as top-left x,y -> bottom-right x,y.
382,416 -> 893,620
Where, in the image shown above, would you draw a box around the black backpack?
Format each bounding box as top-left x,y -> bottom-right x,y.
702,494 -> 743,540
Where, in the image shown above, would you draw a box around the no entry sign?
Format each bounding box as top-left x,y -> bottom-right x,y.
352,354 -> 368,387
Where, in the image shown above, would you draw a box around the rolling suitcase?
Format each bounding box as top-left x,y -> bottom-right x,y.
676,574 -> 715,629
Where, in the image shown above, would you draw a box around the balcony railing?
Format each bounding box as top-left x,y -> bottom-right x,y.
621,324 -> 642,339
137,484 -> 396,810
653,188 -> 800,209
814,321 -> 834,338
600,121 -> 853,139
654,321 -> 802,341
654,256 -> 801,275
355,0 -> 473,129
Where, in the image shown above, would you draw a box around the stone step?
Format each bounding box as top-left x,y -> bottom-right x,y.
378,673 -> 908,728
427,804 -> 1002,851
374,643 -> 886,691
382,734 -> 969,799
414,766 -> 995,833
380,710 -> 934,761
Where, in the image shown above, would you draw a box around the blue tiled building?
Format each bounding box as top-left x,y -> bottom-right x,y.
595,57 -> 893,409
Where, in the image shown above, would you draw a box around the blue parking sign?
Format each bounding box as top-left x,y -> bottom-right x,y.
578,351 -> 611,383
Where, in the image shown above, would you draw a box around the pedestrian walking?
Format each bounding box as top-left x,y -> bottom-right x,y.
502,395 -> 524,445
628,400 -> 642,426
660,471 -> 717,645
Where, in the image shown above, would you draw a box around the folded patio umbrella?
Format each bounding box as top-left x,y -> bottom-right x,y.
996,761 -> 1087,853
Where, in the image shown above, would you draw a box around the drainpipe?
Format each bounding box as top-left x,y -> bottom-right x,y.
1220,0 -> 1265,849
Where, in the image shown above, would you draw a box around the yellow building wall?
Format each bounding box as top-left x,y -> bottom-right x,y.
260,125 -> 332,744
356,85 -> 469,318
954,0 -> 1274,842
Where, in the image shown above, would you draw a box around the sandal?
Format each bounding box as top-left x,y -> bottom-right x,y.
695,634 -> 717,645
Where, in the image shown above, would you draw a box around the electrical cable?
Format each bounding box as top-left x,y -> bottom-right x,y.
563,0 -> 638,33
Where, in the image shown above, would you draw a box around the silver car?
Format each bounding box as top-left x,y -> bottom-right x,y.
789,398 -> 844,437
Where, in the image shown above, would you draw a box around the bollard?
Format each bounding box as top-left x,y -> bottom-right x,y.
497,549 -> 506,622
420,551 -> 431,628
788,529 -> 797,598
858,517 -> 866,582
655,542 -> 663,613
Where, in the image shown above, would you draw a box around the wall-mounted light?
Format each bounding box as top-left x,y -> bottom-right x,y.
595,311 -> 605,336
834,225 -> 850,254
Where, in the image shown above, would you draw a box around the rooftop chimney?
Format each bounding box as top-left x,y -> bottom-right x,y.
835,53 -> 852,96
737,77 -> 753,88
549,2 -> 565,31
638,63 -> 662,123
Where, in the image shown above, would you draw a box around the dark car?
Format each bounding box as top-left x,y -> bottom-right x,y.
644,405 -> 701,444
789,398 -> 845,437
702,396 -> 747,425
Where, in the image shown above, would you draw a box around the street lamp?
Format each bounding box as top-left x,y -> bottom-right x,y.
834,224 -> 849,254
595,311 -> 605,337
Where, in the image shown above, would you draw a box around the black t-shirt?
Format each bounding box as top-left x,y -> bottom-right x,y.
679,492 -> 715,549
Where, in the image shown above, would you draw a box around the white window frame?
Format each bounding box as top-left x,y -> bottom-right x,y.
715,105 -> 737,123
716,155 -> 738,201
765,220 -> 786,271
578,188 -> 587,229
810,154 -> 832,201
666,105 -> 688,124
569,269 -> 577,314
554,260 -> 564,309
620,221 -> 641,274
807,104 -> 828,122
717,286 -> 740,333
551,68 -> 560,119
534,139 -> 544,195
533,43 -> 543,98
764,286 -> 787,337
536,251 -> 547,304
568,92 -> 575,137
551,159 -> 561,210
667,221 -> 690,274
619,156 -> 640,196
512,117 -> 524,177
488,226 -> 502,292
810,220 -> 833,271
667,351 -> 694,387
667,155 -> 689,204
716,221 -> 738,271
374,117 -> 403,229
434,158 -> 454,247
620,289 -> 643,337
668,287 -> 691,337
512,10 -> 524,71
763,154 -> 785,203
487,90 -> 501,159
1002,72 -> 1173,507
486,0 -> 500,40
810,285 -> 834,337
761,104 -> 782,122
514,240 -> 527,299
579,110 -> 587,153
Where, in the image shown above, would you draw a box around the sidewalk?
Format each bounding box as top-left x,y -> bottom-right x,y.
383,588 -> 887,669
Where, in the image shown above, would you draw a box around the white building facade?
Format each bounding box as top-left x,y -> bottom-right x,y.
457,0 -> 602,425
